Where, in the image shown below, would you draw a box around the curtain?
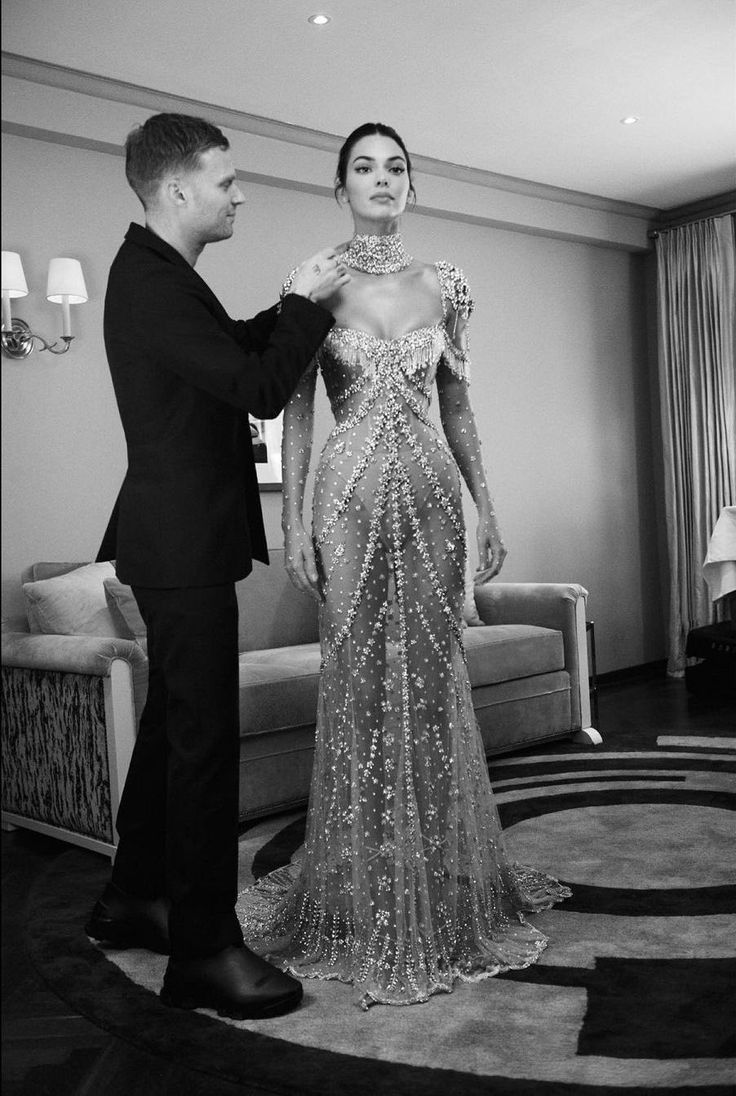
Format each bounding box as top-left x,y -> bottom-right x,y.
655,214 -> 736,674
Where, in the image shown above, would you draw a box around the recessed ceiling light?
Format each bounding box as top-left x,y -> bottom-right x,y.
620,116 -> 640,125
308,13 -> 331,25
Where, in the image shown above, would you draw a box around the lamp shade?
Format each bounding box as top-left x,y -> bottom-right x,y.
1,251 -> 29,298
46,258 -> 88,304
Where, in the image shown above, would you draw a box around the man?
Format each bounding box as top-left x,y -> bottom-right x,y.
86,112 -> 348,1019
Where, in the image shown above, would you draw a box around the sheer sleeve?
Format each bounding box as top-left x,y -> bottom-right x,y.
435,265 -> 492,514
277,266 -> 300,314
281,349 -> 319,533
436,261 -> 474,383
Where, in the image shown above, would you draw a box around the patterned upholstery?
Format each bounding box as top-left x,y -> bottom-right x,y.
1,666 -> 113,842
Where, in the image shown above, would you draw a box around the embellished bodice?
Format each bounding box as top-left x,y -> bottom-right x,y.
318,322 -> 444,424
314,262 -> 472,432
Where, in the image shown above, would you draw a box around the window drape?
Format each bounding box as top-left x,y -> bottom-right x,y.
655,213 -> 736,674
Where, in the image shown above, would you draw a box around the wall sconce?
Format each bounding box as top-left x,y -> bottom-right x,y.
1,251 -> 88,359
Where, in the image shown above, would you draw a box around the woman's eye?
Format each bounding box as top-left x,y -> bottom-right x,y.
390,166 -> 406,175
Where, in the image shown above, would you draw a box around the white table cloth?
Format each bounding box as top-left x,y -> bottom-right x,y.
703,505 -> 736,602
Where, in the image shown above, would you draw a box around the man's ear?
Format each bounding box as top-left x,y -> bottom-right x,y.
164,177 -> 188,207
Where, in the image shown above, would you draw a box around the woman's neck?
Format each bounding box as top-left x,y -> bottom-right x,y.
350,215 -> 402,237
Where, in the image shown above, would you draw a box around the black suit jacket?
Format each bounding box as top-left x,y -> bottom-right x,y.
98,223 -> 332,587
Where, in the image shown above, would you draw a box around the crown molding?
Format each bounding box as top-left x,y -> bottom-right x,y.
1,50 -> 658,223
1,118 -> 339,200
651,190 -> 736,230
1,119 -> 124,160
4,118 -> 656,258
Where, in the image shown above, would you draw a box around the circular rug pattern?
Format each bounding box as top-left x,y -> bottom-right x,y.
26,738 -> 736,1095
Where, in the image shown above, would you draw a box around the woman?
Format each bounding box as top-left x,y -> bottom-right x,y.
238,123 -> 570,1008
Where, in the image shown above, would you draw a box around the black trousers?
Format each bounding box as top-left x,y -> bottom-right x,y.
111,583 -> 244,959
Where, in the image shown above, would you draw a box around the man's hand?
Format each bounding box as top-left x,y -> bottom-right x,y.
290,248 -> 350,303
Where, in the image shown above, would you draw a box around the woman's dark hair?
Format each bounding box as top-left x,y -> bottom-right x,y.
125,112 -> 229,208
334,122 -> 416,205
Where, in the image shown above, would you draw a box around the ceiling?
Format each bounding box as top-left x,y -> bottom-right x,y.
2,0 -> 735,211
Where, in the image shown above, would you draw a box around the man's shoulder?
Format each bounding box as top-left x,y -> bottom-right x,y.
108,243 -> 167,303
106,241 -> 225,338
114,224 -> 190,272
110,232 -> 197,294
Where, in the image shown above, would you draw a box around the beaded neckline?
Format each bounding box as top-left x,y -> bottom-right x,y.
341,233 -> 413,275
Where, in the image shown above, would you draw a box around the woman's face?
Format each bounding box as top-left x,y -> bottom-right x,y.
341,134 -> 411,230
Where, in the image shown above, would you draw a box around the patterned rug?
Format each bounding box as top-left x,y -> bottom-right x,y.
26,723 -> 735,1095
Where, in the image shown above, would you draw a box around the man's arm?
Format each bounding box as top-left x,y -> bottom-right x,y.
231,305 -> 279,353
224,244 -> 351,355
132,269 -> 333,418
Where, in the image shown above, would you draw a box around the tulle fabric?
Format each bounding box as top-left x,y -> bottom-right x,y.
237,266 -> 570,1006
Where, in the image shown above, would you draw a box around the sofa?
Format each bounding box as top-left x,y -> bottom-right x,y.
1,550 -> 600,859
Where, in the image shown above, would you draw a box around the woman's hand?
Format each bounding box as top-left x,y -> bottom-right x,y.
284,521 -> 322,602
475,512 -> 507,583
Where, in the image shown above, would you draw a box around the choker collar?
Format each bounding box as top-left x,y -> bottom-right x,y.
342,234 -> 413,275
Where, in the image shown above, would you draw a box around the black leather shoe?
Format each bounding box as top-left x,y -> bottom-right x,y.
85,883 -> 170,954
160,944 -> 303,1019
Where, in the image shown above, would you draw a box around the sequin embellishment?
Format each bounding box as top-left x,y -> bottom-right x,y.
237,263 -> 570,1007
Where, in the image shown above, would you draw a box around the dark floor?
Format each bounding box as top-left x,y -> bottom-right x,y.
2,676 -> 733,1096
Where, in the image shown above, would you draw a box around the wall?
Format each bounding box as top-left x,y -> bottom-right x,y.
1,129 -> 664,673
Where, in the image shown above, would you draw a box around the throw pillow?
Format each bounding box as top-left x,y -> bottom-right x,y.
103,577 -> 147,648
463,565 -> 484,627
23,561 -> 126,638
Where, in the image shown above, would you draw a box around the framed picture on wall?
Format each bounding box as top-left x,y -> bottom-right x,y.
250,414 -> 283,491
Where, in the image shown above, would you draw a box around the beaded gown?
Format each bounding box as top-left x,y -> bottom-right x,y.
237,261 -> 570,1007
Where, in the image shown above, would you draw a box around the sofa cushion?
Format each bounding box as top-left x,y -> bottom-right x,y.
463,566 -> 484,627
239,644 -> 321,735
22,561 -> 127,638
236,553 -> 319,652
27,562 -> 88,582
238,724 -> 316,819
474,671 -> 572,753
463,624 -> 564,687
239,625 -> 564,738
103,577 -> 147,649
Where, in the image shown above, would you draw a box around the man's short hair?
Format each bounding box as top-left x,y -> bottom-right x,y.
125,113 -> 229,208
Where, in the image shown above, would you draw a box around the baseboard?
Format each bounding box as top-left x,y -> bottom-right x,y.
597,659 -> 668,687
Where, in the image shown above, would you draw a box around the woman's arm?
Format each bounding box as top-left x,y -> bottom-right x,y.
437,309 -> 507,582
281,360 -> 322,600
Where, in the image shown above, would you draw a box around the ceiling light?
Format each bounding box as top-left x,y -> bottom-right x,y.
620,116 -> 640,125
308,13 -> 331,25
